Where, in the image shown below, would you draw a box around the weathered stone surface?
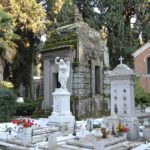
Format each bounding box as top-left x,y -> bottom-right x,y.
42,21 -> 109,118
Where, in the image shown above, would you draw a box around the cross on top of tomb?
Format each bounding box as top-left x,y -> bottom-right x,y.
119,56 -> 124,65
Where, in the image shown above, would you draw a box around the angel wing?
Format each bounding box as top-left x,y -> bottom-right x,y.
66,61 -> 70,79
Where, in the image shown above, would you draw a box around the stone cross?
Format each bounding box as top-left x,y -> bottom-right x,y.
119,56 -> 124,64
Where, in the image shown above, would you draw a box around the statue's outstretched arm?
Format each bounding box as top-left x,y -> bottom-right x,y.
55,57 -> 60,65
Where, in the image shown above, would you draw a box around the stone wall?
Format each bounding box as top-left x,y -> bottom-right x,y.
72,65 -> 91,96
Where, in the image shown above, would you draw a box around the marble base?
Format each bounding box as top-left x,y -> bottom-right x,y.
48,88 -> 75,128
143,128 -> 150,141
66,135 -> 127,149
103,115 -> 139,140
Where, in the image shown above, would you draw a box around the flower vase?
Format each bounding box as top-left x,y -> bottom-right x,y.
23,127 -> 32,145
17,127 -> 32,145
123,132 -> 127,138
16,126 -> 24,139
119,132 -> 123,136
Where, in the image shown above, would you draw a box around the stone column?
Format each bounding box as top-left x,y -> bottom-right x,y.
43,59 -> 50,110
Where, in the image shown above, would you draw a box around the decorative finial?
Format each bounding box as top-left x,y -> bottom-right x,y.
119,56 -> 124,65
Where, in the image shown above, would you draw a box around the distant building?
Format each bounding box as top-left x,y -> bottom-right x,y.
132,41 -> 150,93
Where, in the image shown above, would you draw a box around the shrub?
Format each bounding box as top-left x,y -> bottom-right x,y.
15,99 -> 37,116
32,110 -> 51,118
135,79 -> 150,105
16,101 -> 37,116
0,87 -> 16,122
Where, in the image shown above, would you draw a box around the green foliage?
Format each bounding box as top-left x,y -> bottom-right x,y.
15,99 -> 37,116
0,0 -> 46,33
0,0 -> 48,99
135,79 -> 150,105
0,8 -> 19,62
56,0 -> 75,27
76,0 -> 150,68
44,31 -> 77,51
32,109 -> 51,118
0,87 -> 16,122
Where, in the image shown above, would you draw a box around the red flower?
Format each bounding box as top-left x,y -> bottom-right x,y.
123,127 -> 128,132
22,119 -> 26,123
17,120 -> 20,125
23,123 -> 28,128
12,120 -> 16,124
11,117 -> 36,128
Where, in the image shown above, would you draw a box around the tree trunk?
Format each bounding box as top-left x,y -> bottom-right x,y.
29,61 -> 35,100
28,46 -> 35,100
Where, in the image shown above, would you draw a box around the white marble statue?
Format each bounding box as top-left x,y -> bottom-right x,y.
55,57 -> 70,89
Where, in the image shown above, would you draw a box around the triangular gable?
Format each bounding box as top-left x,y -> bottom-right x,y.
132,42 -> 150,58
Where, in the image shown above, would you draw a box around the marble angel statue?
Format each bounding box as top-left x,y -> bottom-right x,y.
55,57 -> 70,89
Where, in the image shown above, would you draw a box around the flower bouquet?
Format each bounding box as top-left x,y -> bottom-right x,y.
116,124 -> 128,137
12,117 -> 35,128
116,124 -> 128,132
12,117 -> 36,144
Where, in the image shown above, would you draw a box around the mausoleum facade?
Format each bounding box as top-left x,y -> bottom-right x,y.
41,21 -> 108,118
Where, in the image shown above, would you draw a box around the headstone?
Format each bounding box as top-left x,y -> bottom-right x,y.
110,56 -> 136,116
48,134 -> 57,150
86,119 -> 93,132
104,57 -> 139,140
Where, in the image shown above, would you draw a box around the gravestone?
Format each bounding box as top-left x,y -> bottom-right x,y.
48,134 -> 57,150
104,57 -> 139,140
86,119 -> 93,132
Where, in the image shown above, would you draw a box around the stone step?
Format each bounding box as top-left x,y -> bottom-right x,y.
0,141 -> 27,150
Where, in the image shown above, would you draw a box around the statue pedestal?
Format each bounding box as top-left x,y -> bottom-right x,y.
48,88 -> 75,128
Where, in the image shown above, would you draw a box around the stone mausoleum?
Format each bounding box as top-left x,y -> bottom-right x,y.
41,20 -> 108,118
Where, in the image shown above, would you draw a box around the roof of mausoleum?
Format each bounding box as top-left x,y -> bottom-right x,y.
41,21 -> 102,53
109,63 -> 134,76
132,41 -> 150,58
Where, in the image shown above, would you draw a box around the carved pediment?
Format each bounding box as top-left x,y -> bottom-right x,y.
110,64 -> 134,76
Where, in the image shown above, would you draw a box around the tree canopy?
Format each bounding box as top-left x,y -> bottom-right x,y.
0,6 -> 18,63
0,0 -> 46,33
76,0 -> 150,67
0,0 -> 47,99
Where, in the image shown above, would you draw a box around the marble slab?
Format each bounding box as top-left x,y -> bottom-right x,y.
66,135 -> 127,149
